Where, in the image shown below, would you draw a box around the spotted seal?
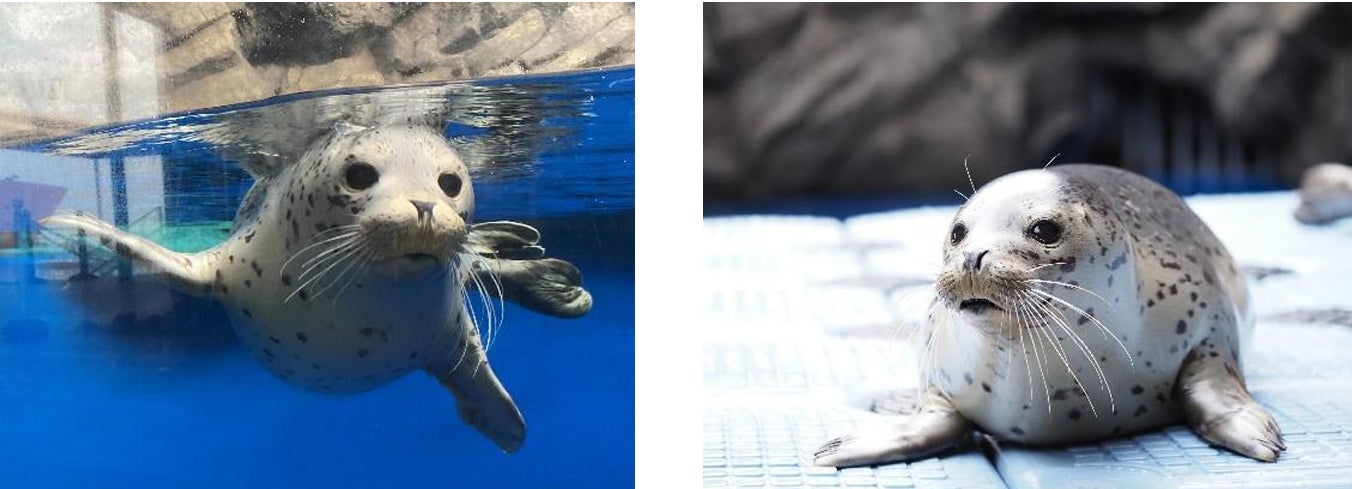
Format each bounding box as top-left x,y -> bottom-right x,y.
42,123 -> 592,453
815,164 -> 1283,467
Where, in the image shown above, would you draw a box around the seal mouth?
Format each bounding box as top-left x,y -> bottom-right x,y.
959,298 -> 1003,314
398,253 -> 439,262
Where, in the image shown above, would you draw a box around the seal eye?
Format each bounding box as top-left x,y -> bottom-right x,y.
950,223 -> 967,245
343,163 -> 379,190
1028,220 -> 1062,245
438,173 -> 462,197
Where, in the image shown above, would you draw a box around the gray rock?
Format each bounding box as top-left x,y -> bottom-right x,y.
705,3 -> 1352,201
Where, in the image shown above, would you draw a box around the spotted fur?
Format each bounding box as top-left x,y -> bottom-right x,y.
41,124 -> 558,454
816,164 -> 1282,467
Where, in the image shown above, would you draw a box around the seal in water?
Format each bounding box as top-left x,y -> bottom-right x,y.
42,123 -> 592,453
815,164 -> 1283,467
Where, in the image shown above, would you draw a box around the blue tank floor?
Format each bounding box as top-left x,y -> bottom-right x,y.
704,192 -> 1352,489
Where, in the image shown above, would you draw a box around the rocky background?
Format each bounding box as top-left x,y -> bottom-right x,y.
0,2 -> 634,145
705,3 -> 1352,202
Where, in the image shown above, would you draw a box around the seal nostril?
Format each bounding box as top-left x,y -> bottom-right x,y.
410,200 -> 434,221
964,250 -> 990,271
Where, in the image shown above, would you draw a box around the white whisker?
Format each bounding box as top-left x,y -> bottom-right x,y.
1023,279 -> 1113,308
1042,152 -> 1062,170
1029,288 -> 1134,367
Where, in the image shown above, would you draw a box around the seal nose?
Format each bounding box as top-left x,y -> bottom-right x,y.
963,250 -> 990,271
410,200 -> 435,221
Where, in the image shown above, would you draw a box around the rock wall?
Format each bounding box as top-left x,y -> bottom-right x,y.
705,3 -> 1352,201
0,2 -> 634,145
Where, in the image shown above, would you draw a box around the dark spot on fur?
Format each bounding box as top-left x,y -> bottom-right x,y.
964,372 -> 973,385
296,332 -> 308,342
982,382 -> 991,393
1010,426 -> 1025,436
357,349 -> 369,358
1176,320 -> 1187,334
282,274 -> 292,286
1068,409 -> 1081,420
242,308 -> 252,318
1134,405 -> 1148,417
1131,385 -> 1144,395
1107,252 -> 1128,270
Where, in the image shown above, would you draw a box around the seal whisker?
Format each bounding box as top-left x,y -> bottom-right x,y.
312,246 -> 372,300
464,253 -> 502,351
329,249 -> 377,301
1029,289 -> 1134,367
1022,262 -> 1068,274
292,239 -> 364,288
1011,294 -> 1038,409
1026,290 -> 1116,410
1022,294 -> 1089,415
963,154 -> 976,193
1022,279 -> 1113,309
286,238 -> 366,303
296,235 -> 363,273
1041,152 -> 1062,170
281,232 -> 359,276
1022,290 -> 1115,416
308,223 -> 362,240
1015,298 -> 1053,414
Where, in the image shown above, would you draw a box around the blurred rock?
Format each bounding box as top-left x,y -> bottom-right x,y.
1295,163 -> 1352,224
705,3 -> 1352,201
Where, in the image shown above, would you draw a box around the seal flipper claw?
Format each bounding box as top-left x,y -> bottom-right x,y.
1176,346 -> 1284,462
814,389 -> 972,468
466,221 -> 545,260
427,308 -> 526,453
40,210 -> 214,293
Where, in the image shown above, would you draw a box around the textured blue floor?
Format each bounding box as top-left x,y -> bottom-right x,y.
704,192 -> 1352,488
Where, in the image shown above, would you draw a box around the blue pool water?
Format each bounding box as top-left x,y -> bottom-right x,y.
0,67 -> 633,488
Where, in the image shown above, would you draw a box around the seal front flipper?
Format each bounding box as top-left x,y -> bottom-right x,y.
470,258 -> 593,318
465,221 -> 545,260
1176,345 -> 1285,462
426,308 -> 526,453
464,220 -> 592,318
40,210 -> 215,293
814,388 -> 972,468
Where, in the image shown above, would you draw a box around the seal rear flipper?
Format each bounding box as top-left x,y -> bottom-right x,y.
40,210 -> 215,294
426,312 -> 526,453
1176,346 -> 1285,462
470,258 -> 593,318
814,388 -> 973,468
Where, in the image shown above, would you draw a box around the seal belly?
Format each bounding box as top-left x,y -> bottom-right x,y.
227,268 -> 463,393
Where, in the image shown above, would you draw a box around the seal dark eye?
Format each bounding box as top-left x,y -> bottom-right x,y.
343,163 -> 379,190
1028,220 -> 1062,245
950,223 -> 967,245
438,173 -> 462,197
